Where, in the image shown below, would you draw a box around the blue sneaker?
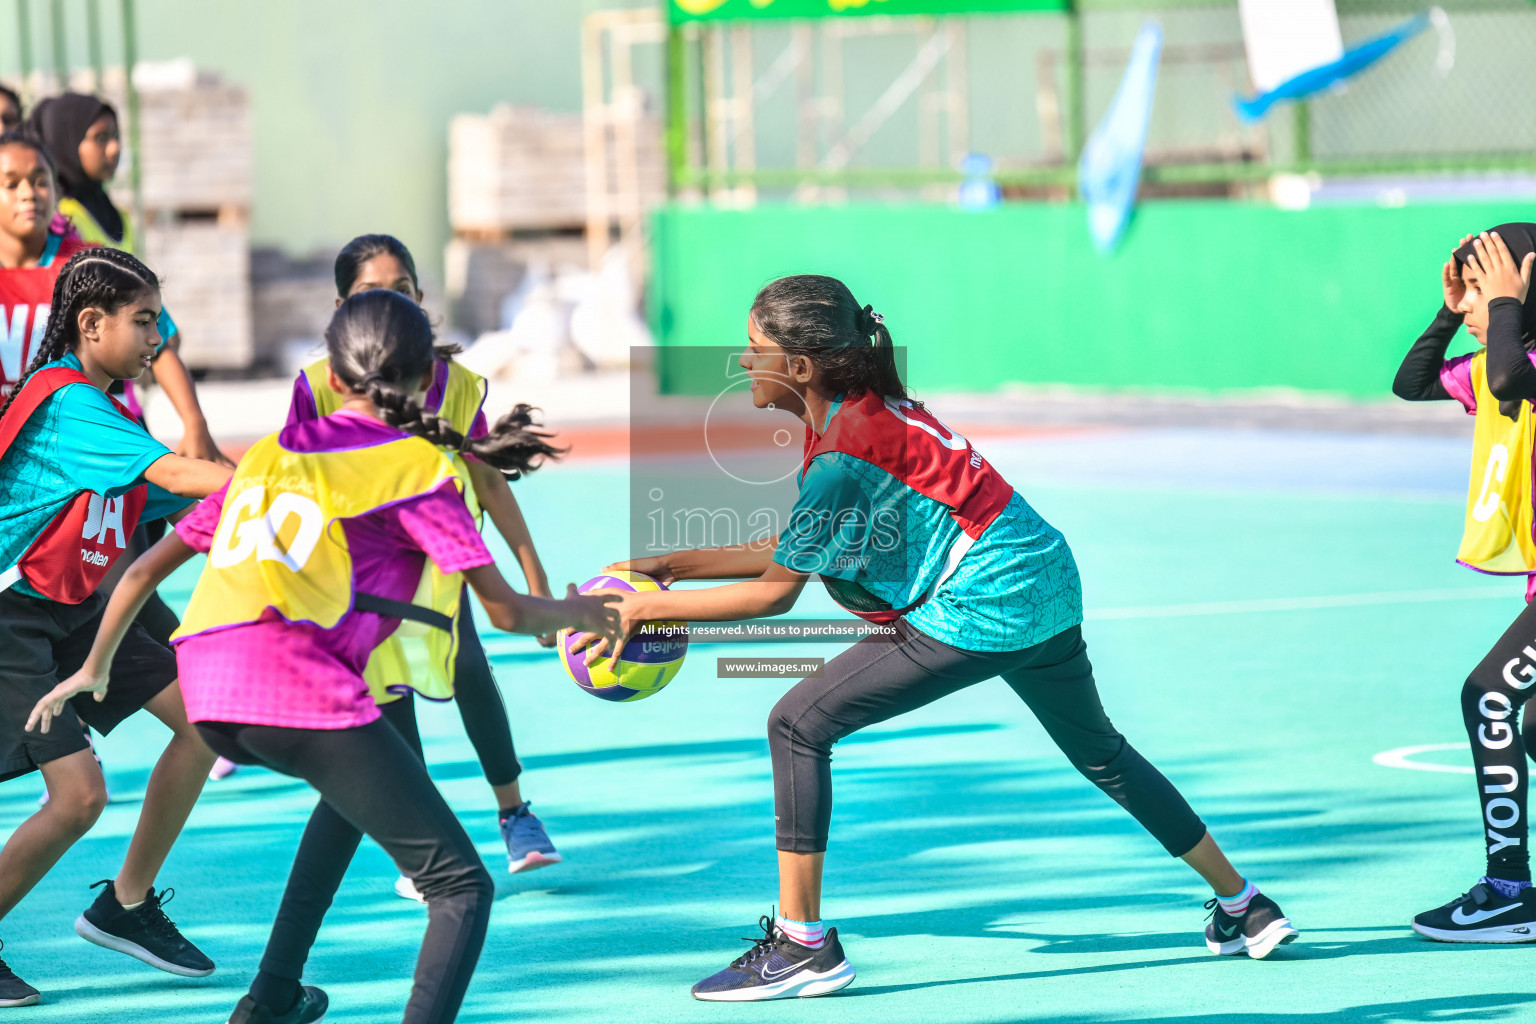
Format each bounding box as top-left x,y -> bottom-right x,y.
501,802 -> 561,874
692,914 -> 856,1002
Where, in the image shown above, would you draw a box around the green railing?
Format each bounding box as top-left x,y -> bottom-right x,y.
663,0 -> 1536,199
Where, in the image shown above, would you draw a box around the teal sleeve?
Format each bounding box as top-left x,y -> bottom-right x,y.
155,308 -> 176,353
51,384 -> 174,497
772,457 -> 872,580
143,481 -> 193,521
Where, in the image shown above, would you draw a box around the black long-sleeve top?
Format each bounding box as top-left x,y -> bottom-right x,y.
1393,297 -> 1536,415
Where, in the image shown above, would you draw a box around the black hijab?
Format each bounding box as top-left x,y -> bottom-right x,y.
25,92 -> 123,243
1456,223 -> 1536,419
1455,222 -> 1536,339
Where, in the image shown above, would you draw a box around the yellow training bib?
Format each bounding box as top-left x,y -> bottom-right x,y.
57,197 -> 134,253
173,431 -> 465,700
1457,349 -> 1536,575
301,357 -> 489,701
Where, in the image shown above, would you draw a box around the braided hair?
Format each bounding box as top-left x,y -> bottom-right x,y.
0,246 -> 157,423
325,288 -> 564,479
749,274 -> 913,406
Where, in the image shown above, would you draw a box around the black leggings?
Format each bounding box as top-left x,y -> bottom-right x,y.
451,597 -> 521,787
196,713 -> 493,1024
1462,599 -> 1536,881
769,622 -> 1207,857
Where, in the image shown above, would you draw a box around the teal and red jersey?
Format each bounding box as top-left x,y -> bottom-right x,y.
775,391 -> 1082,652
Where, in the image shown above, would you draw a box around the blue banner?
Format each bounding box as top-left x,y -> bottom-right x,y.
1079,21 -> 1162,255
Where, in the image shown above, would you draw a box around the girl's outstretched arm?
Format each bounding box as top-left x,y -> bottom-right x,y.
25,533 -> 197,733
606,540 -> 780,585
572,562 -> 808,665
464,458 -> 551,596
144,452 -> 232,499
463,563 -> 623,646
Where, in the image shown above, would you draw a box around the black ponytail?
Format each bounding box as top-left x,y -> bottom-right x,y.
0,247 -> 157,423
749,274 -> 912,405
324,289 -> 564,480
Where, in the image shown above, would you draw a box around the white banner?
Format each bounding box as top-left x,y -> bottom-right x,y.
1238,0 -> 1344,93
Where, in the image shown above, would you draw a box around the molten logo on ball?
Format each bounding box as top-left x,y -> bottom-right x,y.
558,570 -> 689,702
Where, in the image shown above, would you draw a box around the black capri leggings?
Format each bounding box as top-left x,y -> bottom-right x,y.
1461,598 -> 1536,882
452,593 -> 521,787
769,621 -> 1207,857
196,712 -> 493,1024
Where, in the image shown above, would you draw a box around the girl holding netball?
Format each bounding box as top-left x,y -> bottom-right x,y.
1392,225 -> 1536,941
280,234 -> 564,895
30,288 -> 621,1024
0,248 -> 231,1006
577,274 -> 1297,1000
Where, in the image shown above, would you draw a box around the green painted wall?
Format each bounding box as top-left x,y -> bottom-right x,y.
650,200 -> 1533,398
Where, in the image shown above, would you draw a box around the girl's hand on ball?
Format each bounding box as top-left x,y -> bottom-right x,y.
603,556 -> 676,586
1443,234 -> 1473,310
1469,232 -> 1534,304
573,588 -> 640,669
564,585 -> 625,658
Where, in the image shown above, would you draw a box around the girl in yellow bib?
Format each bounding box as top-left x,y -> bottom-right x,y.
280,234 -> 565,897
30,288 -> 621,1023
1393,226 -> 1536,942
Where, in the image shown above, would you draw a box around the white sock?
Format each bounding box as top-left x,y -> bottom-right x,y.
120,900 -> 144,912
1216,879 -> 1258,916
775,915 -> 825,949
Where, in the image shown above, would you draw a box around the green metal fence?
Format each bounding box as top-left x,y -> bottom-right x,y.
664,0 -> 1536,198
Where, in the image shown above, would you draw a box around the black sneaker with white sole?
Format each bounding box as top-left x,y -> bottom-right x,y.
1204,893 -> 1298,959
226,985 -> 328,1024
1413,880 -> 1536,943
76,879 -> 215,976
692,914 -> 856,1001
0,943 -> 39,1008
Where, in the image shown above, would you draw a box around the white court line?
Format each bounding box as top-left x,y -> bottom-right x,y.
1372,743 -> 1474,775
1086,585 -> 1514,622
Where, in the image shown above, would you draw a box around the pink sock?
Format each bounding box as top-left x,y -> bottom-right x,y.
1216,879 -> 1258,916
776,915 -> 825,949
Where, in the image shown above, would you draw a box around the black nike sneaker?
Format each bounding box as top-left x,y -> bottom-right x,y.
226,986 -> 328,1024
0,943 -> 39,1007
1413,880 -> 1536,943
691,914 -> 856,1001
76,879 -> 215,976
1204,892 -> 1298,959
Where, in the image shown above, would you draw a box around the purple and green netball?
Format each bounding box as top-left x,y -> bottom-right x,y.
558,570 -> 688,702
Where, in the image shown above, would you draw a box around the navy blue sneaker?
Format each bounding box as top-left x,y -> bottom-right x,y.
1413,880 -> 1536,943
76,879 -> 215,976
1204,892 -> 1298,959
0,943 -> 39,1007
501,802 -> 561,874
226,985 -> 327,1024
692,914 -> 855,1002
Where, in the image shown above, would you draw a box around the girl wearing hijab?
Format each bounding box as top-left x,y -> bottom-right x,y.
1393,226 -> 1536,941
25,93 -> 228,470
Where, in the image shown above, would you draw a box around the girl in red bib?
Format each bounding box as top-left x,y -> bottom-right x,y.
0,247 -> 231,1005
579,275 -> 1296,1000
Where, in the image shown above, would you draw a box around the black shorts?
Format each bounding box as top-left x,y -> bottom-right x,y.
0,588 -> 178,782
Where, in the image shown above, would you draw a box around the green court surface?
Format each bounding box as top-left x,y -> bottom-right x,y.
7,425 -> 1534,1024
